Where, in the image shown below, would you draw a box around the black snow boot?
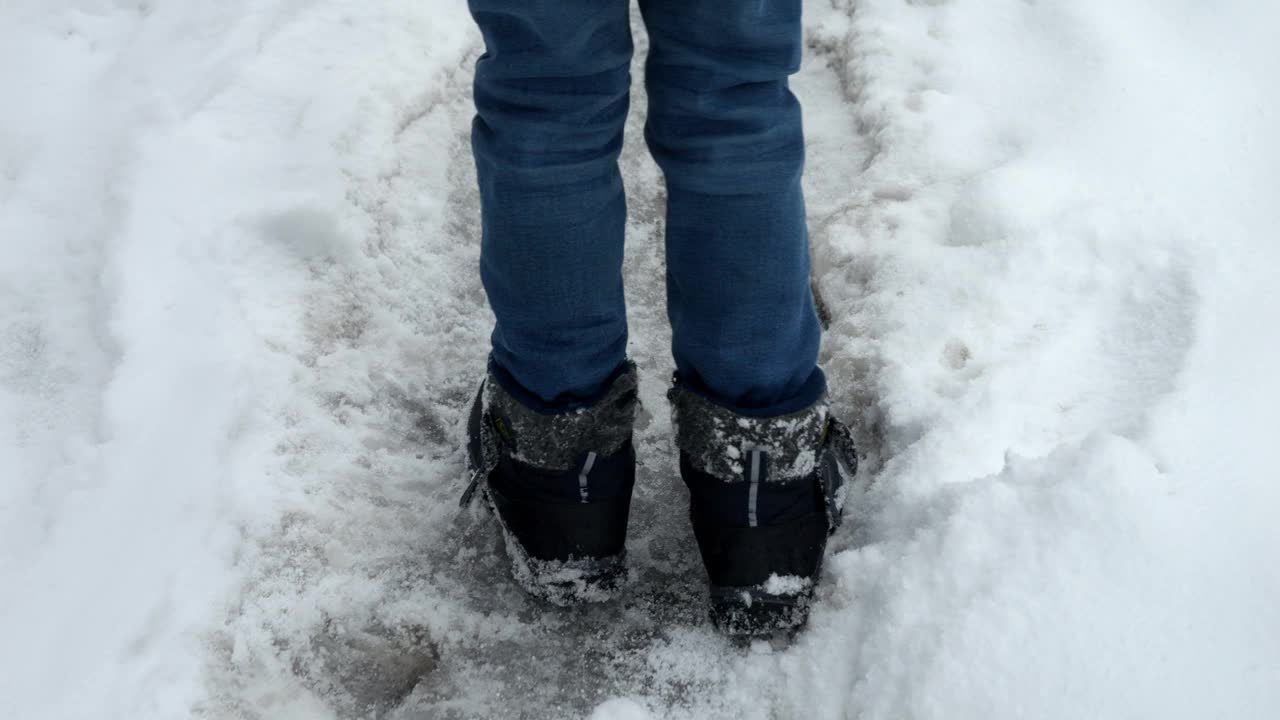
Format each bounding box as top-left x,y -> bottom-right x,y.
669,378 -> 857,637
462,363 -> 639,606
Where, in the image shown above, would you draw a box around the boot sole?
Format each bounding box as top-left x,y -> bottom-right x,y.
708,583 -> 814,637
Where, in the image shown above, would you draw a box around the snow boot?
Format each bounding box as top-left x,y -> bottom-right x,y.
669,378 -> 857,636
462,363 -> 639,605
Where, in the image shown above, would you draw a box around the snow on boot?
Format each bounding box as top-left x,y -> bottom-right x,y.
669,378 -> 856,637
462,363 -> 639,606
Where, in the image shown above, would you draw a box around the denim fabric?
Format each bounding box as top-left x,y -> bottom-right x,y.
469,0 -> 825,417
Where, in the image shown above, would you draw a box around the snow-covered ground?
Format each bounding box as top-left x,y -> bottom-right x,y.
3,0 -> 1277,717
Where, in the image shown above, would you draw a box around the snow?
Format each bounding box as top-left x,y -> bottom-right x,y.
2,0 -> 1277,718
762,574 -> 812,597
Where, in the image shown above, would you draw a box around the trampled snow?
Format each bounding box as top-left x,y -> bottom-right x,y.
2,1 -> 1277,718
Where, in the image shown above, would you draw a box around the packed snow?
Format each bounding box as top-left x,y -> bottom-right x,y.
2,0 -> 1277,718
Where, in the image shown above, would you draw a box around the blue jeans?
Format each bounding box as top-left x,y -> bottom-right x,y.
469,0 -> 825,417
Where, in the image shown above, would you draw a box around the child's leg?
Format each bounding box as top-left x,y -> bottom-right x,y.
638,0 -> 824,417
640,0 -> 852,636
469,0 -> 634,411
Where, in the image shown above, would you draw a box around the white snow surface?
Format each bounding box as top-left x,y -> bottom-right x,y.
3,0 -> 1278,718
